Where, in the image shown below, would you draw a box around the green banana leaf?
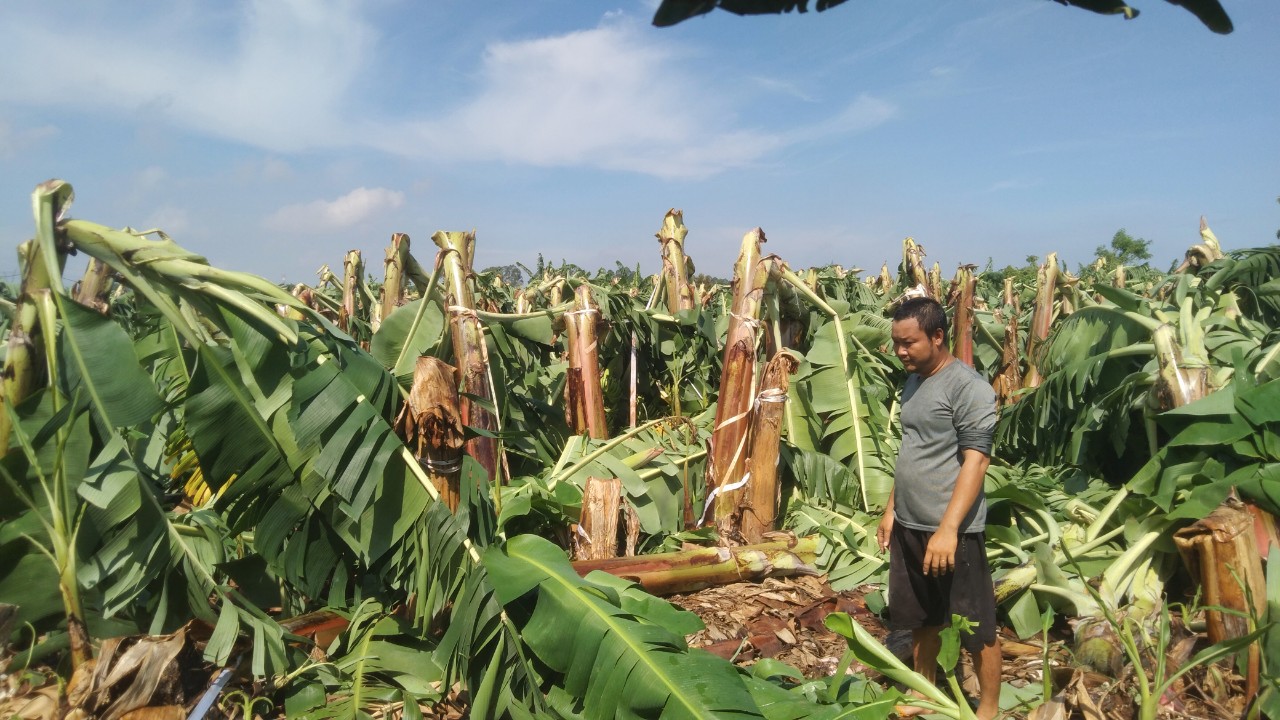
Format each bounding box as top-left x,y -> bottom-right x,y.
485,534 -> 765,719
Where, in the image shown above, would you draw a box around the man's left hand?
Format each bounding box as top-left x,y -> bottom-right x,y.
923,529 -> 958,576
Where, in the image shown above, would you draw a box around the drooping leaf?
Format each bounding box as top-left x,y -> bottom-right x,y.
486,534 -> 766,719
369,298 -> 445,386
55,296 -> 164,429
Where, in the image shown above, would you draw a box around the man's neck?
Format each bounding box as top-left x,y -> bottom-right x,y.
918,353 -> 955,379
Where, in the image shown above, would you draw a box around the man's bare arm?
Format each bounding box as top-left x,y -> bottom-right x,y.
877,488 -> 896,553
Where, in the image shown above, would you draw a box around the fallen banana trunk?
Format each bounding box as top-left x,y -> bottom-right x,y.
571,536 -> 819,596
267,538 -> 820,649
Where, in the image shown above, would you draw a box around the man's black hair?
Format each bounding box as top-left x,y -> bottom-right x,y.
893,297 -> 949,345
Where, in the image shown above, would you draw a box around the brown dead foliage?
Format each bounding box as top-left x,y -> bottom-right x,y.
667,574 -> 882,677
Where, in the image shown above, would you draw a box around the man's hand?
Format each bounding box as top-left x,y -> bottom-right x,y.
923,528 -> 958,576
877,513 -> 894,553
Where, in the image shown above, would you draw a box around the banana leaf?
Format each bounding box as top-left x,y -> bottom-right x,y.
486,534 -> 765,718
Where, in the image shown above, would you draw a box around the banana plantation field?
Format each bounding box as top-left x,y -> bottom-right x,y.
3,180 -> 1280,719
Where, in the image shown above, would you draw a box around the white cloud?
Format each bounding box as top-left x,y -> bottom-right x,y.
0,1 -> 372,152
264,187 -> 404,233
136,166 -> 169,189
261,158 -> 294,182
0,7 -> 897,180
373,20 -> 785,179
142,206 -> 190,235
783,94 -> 898,144
0,118 -> 58,157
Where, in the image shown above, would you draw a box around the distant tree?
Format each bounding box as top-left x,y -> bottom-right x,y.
989,254 -> 1040,289
690,273 -> 730,286
1093,229 -> 1152,268
482,264 -> 525,286
519,254 -> 589,284
652,0 -> 1232,34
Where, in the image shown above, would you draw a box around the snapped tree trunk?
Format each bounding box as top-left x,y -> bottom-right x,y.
949,265 -> 976,368
1152,323 -> 1210,410
72,257 -> 113,314
1022,252 -> 1059,390
1176,216 -> 1225,273
739,352 -> 799,543
563,285 -> 608,439
901,237 -> 929,295
380,232 -> 410,327
656,209 -> 697,314
764,280 -> 805,361
991,279 -> 1023,407
2,181 -> 72,457
707,229 -> 772,537
1,241 -> 56,457
1173,497 -> 1267,698
1057,270 -> 1083,316
927,262 -> 944,302
339,250 -> 363,335
574,476 -> 622,561
432,231 -> 501,483
629,331 -> 638,429
877,262 -> 894,295
395,357 -> 465,512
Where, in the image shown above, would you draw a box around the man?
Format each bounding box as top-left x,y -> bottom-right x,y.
877,297 -> 1001,720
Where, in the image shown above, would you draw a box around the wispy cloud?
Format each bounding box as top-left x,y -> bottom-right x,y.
0,1 -> 371,151
0,6 -> 897,180
142,206 -> 191,235
264,187 -> 405,234
0,118 -> 58,158
375,20 -> 787,179
783,94 -> 898,144
749,76 -> 817,103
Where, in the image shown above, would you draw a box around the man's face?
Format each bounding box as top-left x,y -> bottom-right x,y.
891,317 -> 944,375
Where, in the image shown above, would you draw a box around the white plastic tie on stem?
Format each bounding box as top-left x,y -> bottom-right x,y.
700,472 -> 751,526
714,409 -> 751,431
755,387 -> 787,406
729,311 -> 762,333
447,305 -> 480,321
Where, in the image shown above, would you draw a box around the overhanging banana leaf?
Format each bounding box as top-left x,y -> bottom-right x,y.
486,534 -> 766,719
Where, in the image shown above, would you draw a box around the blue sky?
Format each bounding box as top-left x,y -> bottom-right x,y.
2,0 -> 1277,285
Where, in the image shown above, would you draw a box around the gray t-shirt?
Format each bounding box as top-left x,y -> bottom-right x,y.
892,360 -> 997,534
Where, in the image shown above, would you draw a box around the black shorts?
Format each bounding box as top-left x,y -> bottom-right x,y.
888,523 -> 997,653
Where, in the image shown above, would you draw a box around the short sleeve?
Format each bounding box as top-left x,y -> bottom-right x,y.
953,373 -> 997,456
